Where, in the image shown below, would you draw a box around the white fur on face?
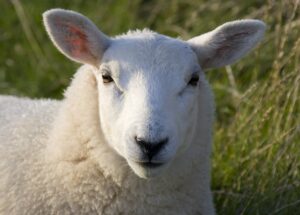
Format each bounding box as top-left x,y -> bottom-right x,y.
95,31 -> 202,178
43,9 -> 265,179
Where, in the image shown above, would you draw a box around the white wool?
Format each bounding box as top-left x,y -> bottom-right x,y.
0,69 -> 214,214
0,8 -> 265,215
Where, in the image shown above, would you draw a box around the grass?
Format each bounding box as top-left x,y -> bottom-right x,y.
1,0 -> 299,214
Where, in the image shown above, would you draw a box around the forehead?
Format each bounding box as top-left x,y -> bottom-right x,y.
102,30 -> 199,75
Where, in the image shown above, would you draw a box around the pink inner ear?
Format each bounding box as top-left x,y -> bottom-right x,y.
55,18 -> 92,59
66,25 -> 90,57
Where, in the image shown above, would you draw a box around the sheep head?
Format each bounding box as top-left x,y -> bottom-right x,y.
43,9 -> 265,179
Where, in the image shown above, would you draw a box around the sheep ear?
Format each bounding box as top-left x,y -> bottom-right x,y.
187,20 -> 266,69
43,9 -> 110,67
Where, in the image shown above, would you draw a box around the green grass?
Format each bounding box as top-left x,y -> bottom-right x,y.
1,0 -> 299,214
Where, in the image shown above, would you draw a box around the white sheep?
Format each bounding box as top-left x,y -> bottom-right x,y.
0,9 -> 265,214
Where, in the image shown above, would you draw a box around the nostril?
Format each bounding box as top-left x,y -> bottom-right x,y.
134,136 -> 169,160
159,137 -> 169,146
134,136 -> 144,145
155,138 -> 168,152
134,136 -> 149,152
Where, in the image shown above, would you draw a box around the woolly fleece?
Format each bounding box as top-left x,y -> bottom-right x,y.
0,66 -> 214,214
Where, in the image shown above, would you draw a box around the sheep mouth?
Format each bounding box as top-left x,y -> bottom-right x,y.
137,162 -> 165,168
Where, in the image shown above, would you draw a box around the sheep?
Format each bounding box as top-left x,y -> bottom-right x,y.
0,8 -> 265,215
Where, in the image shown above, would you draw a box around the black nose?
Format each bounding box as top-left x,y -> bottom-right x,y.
135,136 -> 168,161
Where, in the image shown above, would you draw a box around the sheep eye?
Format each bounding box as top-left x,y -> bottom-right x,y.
102,74 -> 114,84
188,74 -> 199,86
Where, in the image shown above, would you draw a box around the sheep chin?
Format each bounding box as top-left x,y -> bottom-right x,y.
127,159 -> 169,179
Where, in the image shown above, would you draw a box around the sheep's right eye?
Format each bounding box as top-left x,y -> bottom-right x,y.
102,74 -> 114,84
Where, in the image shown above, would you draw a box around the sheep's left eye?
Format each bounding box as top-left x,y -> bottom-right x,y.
188,74 -> 199,86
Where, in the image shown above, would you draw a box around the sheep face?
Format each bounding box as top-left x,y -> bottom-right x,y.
95,35 -> 203,178
43,9 -> 265,179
